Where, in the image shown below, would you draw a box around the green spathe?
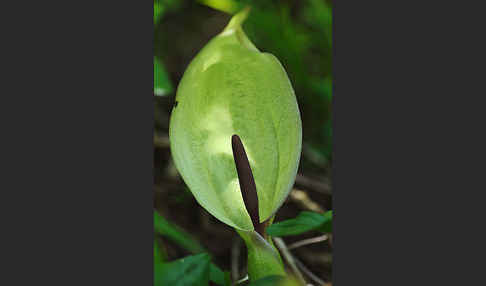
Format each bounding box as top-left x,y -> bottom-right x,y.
169,8 -> 302,231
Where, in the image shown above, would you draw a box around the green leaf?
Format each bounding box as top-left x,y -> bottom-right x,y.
319,210 -> 332,233
154,57 -> 173,96
248,275 -> 285,286
224,272 -> 232,286
209,263 -> 230,285
154,253 -> 211,286
153,210 -> 206,253
153,237 -> 166,265
266,211 -> 333,237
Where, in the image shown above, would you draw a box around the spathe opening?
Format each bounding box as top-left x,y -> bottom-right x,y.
231,134 -> 268,237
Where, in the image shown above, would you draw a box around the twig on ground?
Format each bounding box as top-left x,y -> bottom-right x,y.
154,133 -> 169,148
288,235 -> 328,250
273,237 -> 307,285
289,189 -> 326,213
295,174 -> 331,195
165,158 -> 180,179
294,257 -> 327,286
296,249 -> 332,266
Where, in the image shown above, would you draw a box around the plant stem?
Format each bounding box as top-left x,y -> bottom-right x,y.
236,229 -> 286,281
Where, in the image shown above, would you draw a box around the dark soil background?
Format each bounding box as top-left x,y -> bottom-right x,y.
154,1 -> 333,285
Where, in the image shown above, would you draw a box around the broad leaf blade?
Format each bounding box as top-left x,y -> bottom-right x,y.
266,211 -> 332,237
154,253 -> 211,286
154,210 -> 205,253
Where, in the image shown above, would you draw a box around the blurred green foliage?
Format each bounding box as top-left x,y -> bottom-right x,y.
154,57 -> 173,96
209,263 -> 231,286
153,211 -> 230,285
154,237 -> 166,264
154,210 -> 205,253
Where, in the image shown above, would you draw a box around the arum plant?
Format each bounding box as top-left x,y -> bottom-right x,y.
169,7 -> 302,281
